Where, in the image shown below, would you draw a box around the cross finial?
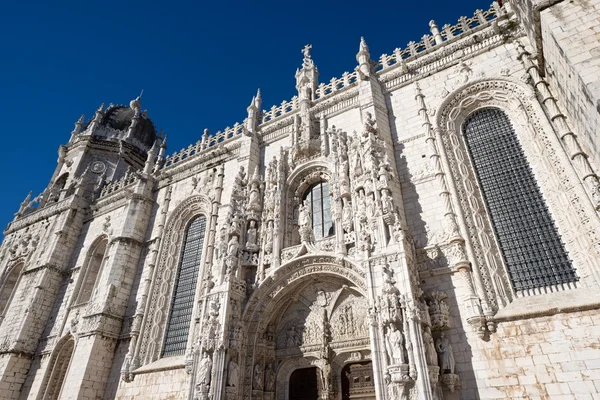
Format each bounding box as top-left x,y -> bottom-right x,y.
302,44 -> 312,59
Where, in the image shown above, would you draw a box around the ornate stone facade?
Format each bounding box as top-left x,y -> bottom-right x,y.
1,2 -> 600,399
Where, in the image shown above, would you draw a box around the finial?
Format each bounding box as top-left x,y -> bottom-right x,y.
302,44 -> 312,60
356,37 -> 372,79
139,89 -> 144,99
429,20 -> 443,45
360,36 -> 369,52
97,103 -> 105,112
161,134 -> 168,147
77,114 -> 84,124
130,95 -> 141,111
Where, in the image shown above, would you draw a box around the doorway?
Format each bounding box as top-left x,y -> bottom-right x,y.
289,367 -> 319,400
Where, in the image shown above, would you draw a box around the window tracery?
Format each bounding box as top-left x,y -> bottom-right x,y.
301,182 -> 334,241
462,108 -> 577,291
74,238 -> 108,305
0,262 -> 23,318
162,214 -> 207,357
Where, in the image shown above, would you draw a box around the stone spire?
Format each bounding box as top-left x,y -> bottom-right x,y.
245,89 -> 262,134
295,44 -> 319,101
356,37 -> 372,80
126,96 -> 141,140
69,114 -> 85,143
88,103 -> 104,134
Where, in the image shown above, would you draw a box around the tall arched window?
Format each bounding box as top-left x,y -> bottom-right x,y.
75,238 -> 108,305
162,215 -> 207,357
0,263 -> 23,318
303,182 -> 334,241
463,108 -> 577,291
41,335 -> 75,400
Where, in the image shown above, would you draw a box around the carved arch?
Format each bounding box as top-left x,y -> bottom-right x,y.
284,162 -> 333,247
138,194 -> 212,365
72,235 -> 109,305
435,78 -> 600,304
0,261 -> 24,319
37,334 -> 75,400
240,255 -> 368,398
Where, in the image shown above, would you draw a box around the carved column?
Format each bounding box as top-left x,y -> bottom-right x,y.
414,83 -> 492,336
516,41 -> 600,210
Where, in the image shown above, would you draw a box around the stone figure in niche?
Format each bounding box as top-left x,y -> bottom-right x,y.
298,200 -> 313,242
436,332 -> 455,374
264,221 -> 274,252
228,236 -> 240,257
216,226 -> 228,260
340,160 -> 350,195
299,200 -> 311,228
264,363 -> 276,391
378,162 -> 390,187
286,326 -> 297,348
342,199 -> 354,233
197,352 -> 213,387
253,363 -> 263,390
423,329 -> 438,366
231,213 -> 243,235
227,358 -> 239,387
381,189 -> 394,215
247,181 -> 261,211
385,323 -> 405,365
245,221 -> 258,249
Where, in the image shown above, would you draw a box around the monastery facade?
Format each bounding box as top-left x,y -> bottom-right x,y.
1,1 -> 600,399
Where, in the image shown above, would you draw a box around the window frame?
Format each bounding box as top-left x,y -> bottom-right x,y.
302,181 -> 335,241
460,107 -> 578,292
161,214 -> 208,357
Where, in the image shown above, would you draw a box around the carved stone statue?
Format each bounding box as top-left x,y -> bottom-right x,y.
385,324 -> 405,365
227,358 -> 239,387
381,189 -> 394,215
197,352 -> 213,387
228,236 -> 240,257
299,200 -> 311,228
245,220 -> 258,249
342,199 -> 354,233
247,181 -> 261,212
423,329 -> 438,366
253,363 -> 263,390
298,200 -> 313,242
264,363 -> 275,392
436,332 -> 455,374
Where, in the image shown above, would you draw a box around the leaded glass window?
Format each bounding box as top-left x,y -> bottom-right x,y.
303,182 -> 334,240
162,215 -> 207,356
463,108 -> 577,291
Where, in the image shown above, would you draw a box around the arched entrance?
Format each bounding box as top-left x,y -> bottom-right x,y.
240,255 -> 375,400
289,367 -> 319,400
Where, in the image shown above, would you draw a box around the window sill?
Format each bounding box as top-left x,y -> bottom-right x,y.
134,355 -> 186,375
494,287 -> 600,323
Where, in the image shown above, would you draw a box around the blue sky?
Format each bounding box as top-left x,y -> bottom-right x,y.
0,0 -> 488,234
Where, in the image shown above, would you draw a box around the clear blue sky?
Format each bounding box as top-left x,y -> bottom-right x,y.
0,0 -> 488,234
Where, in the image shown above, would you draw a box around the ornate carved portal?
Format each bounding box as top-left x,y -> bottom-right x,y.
240,259 -> 372,400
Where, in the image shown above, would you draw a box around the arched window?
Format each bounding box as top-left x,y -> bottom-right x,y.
162,215 -> 207,357
75,238 -> 108,305
463,108 -> 577,291
0,263 -> 23,318
41,335 -> 75,400
302,182 -> 334,240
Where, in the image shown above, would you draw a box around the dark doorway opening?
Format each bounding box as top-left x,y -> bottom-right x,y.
289,367 -> 319,400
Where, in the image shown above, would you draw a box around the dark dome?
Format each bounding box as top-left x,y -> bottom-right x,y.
101,105 -> 157,148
